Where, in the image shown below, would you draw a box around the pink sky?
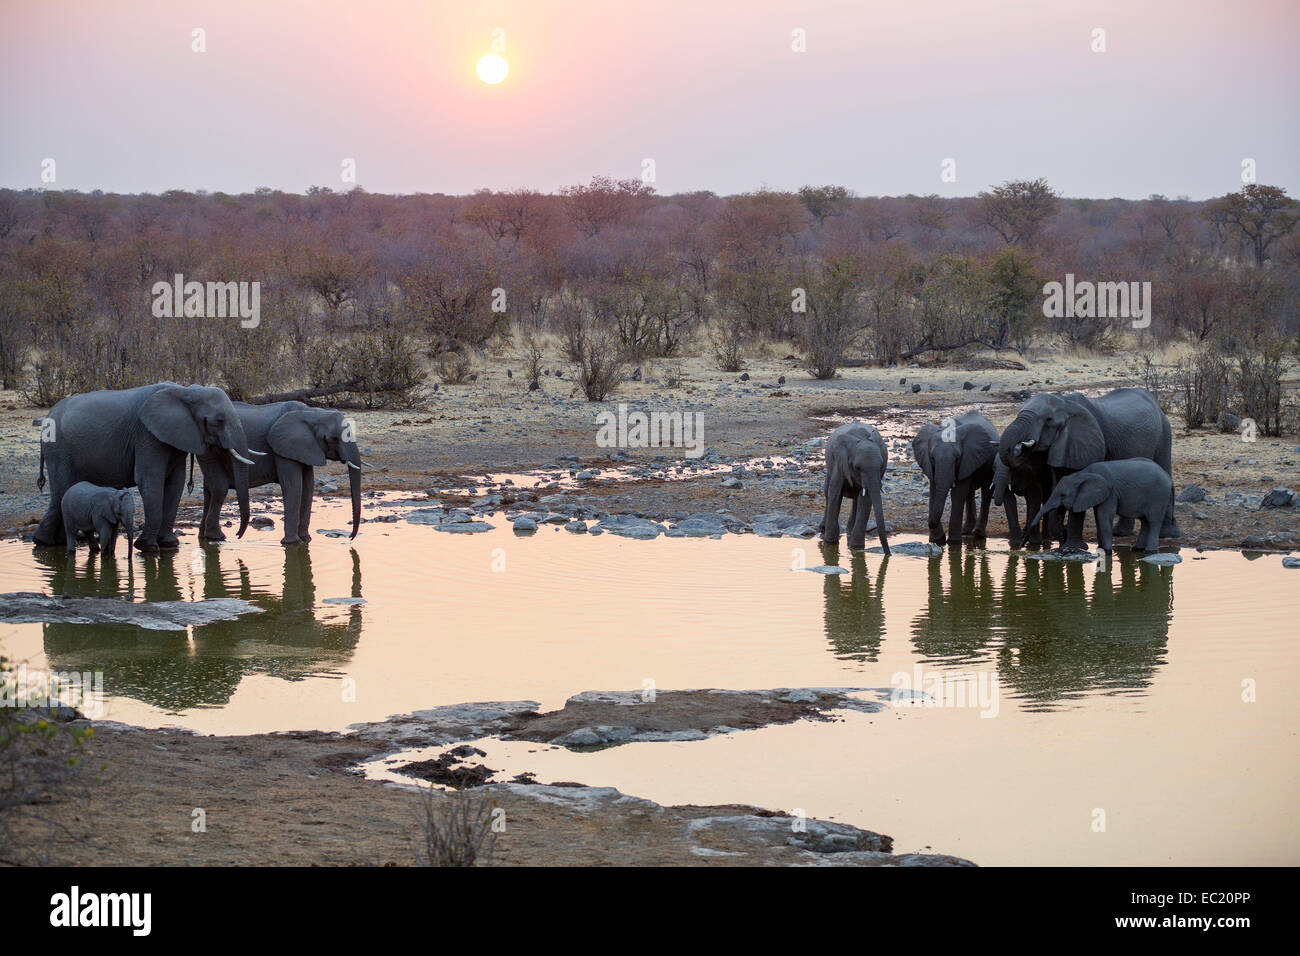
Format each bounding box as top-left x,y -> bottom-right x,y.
2,0 -> 1296,197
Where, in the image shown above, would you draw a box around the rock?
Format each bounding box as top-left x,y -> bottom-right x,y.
1241,535 -> 1268,550
1261,487 -> 1293,508
1140,553 -> 1182,565
805,565 -> 847,574
0,593 -> 264,630
911,384 -> 922,393
980,383 -> 991,391
511,517 -> 538,533
721,476 -> 743,489
564,520 -> 588,534
435,521 -> 493,533
675,516 -> 729,537
739,373 -> 750,382
1282,557 -> 1300,569
575,470 -> 594,481
1176,484 -> 1207,504
249,516 -> 275,528
867,541 -> 942,557
322,597 -> 366,605
1217,411 -> 1240,433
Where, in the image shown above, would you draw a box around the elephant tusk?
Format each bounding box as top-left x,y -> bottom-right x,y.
247,449 -> 268,456
231,451 -> 256,466
347,460 -> 361,471
1021,439 -> 1035,447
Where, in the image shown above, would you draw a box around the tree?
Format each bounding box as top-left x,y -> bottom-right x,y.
1207,184 -> 1299,267
976,178 -> 1060,249
797,185 -> 852,226
559,176 -> 655,237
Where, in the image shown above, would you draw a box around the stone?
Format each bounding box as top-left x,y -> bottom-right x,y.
1282,557 -> 1300,569
1261,488 -> 1293,508
1241,535 -> 1268,550
1176,484 -> 1207,504
1140,553 -> 1182,565
511,517 -> 538,533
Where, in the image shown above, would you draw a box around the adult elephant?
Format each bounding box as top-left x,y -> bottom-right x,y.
195,401 -> 362,545
912,411 -> 999,546
997,388 -> 1179,550
819,421 -> 890,555
34,382 -> 254,551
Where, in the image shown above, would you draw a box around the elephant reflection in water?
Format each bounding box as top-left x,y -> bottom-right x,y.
819,546 -> 888,662
909,549 -> 998,664
993,553 -> 1173,707
38,545 -> 364,712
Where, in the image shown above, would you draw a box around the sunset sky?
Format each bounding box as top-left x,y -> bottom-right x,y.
2,0 -> 1296,198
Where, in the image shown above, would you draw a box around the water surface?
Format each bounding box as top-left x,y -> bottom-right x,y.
1,497 -> 1295,865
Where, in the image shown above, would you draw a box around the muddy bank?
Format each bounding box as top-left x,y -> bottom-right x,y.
15,692 -> 973,866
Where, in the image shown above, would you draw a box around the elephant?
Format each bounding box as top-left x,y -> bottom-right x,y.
60,482 -> 135,556
991,452 -> 1057,549
1033,459 -> 1175,553
997,388 -> 1179,550
912,411 -> 998,546
34,383 -> 255,552
195,401 -> 362,545
819,421 -> 890,554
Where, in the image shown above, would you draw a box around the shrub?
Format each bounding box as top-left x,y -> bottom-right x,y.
416,789 -> 499,867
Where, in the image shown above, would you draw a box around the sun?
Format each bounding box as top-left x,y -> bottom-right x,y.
476,54 -> 508,85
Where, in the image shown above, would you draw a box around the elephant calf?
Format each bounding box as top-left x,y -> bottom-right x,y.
991,453 -> 1057,549
1033,459 -> 1174,553
60,482 -> 135,557
912,411 -> 998,547
819,421 -> 890,555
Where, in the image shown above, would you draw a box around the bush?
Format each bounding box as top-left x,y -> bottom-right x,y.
416,789 -> 499,867
1176,349 -> 1232,428
556,292 -> 627,401
434,349 -> 476,385
709,313 -> 749,372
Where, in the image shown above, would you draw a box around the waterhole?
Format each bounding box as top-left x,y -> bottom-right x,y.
1,496 -> 1295,865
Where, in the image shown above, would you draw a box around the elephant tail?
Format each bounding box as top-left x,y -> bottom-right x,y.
186,454 -> 195,495
37,441 -> 46,492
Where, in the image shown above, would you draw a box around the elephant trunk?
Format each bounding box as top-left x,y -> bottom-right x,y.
928,480 -> 950,531
344,442 -> 362,540
997,414 -> 1035,464
221,421 -> 253,538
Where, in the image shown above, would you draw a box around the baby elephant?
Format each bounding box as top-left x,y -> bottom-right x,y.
1033,459 -> 1174,553
819,421 -> 890,555
61,482 -> 135,557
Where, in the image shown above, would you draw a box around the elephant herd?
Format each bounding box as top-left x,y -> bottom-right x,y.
32,381 -> 362,556
821,387 -> 1182,556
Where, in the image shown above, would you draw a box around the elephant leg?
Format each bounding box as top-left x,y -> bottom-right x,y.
202,480 -> 229,541
158,462 -> 185,549
1063,509 -> 1089,552
1094,503 -> 1115,553
34,481 -> 67,547
947,483 -> 966,547
279,464 -> 304,545
821,478 -> 844,545
64,524 -> 78,555
95,517 -> 115,556
1112,514 -> 1135,536
297,466 -> 314,543
927,486 -> 947,545
1005,497 -> 1022,549
975,485 -> 992,537
847,490 -> 870,550
1160,487 -> 1181,539
135,468 -> 165,551
961,485 -> 977,535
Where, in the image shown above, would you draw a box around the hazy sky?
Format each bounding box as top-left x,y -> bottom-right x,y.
2,0 -> 1296,198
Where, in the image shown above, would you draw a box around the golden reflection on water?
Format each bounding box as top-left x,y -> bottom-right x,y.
1,497 -> 1296,865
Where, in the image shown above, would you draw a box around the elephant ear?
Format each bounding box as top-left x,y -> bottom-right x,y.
140,386 -> 205,455
957,430 -> 998,481
267,409 -> 328,466
1047,401 -> 1106,471
912,429 -> 935,480
1071,473 -> 1112,512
